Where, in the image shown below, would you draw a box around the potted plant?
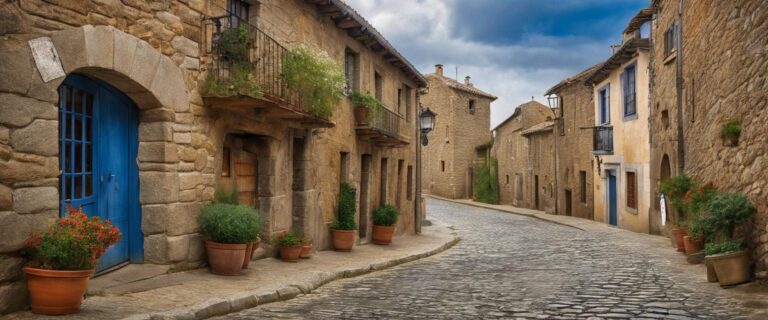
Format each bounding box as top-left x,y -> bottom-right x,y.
23,207 -> 121,315
659,174 -> 695,252
243,235 -> 260,269
682,181 -> 717,256
300,238 -> 313,259
703,192 -> 754,286
372,204 -> 398,245
275,231 -> 302,262
281,45 -> 345,118
350,91 -> 380,125
721,119 -> 741,147
331,182 -> 358,251
200,203 -> 261,275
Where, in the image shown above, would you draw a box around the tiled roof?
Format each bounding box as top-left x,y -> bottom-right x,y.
426,74 -> 498,100
584,38 -> 650,85
521,121 -> 554,136
545,63 -> 602,95
491,100 -> 550,131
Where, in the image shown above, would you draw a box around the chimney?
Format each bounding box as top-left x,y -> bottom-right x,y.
611,44 -> 621,54
464,76 -> 472,86
435,64 -> 443,77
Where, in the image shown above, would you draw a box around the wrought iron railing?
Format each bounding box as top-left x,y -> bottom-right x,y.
202,13 -> 301,109
593,126 -> 613,153
370,105 -> 400,137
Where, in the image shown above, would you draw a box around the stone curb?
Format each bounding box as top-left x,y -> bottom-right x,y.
123,233 -> 460,320
426,195 -> 587,231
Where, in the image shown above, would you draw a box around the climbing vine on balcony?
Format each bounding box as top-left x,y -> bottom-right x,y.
282,45 -> 345,118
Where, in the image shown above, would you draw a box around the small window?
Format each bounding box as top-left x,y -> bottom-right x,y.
506,175 -> 510,185
664,22 -> 677,57
579,171 -> 587,203
440,161 -> 445,172
622,64 -> 637,118
626,171 -> 637,210
221,147 -> 231,177
469,100 -> 476,115
406,165 -> 413,200
374,72 -> 383,102
344,49 -> 359,95
397,88 -> 403,114
228,0 -> 250,27
599,85 -> 610,124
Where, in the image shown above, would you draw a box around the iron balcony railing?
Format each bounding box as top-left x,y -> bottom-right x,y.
369,105 -> 400,137
202,13 -> 301,110
593,125 -> 614,154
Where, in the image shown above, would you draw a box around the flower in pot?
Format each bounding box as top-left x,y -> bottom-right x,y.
372,204 -> 398,245
23,207 -> 121,315
659,174 -> 695,251
275,231 -> 302,262
721,119 -> 741,147
350,91 -> 381,125
703,192 -> 754,286
331,182 -> 358,251
300,238 -> 313,259
200,203 -> 261,275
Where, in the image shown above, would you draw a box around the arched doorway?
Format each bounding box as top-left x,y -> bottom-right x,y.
59,74 -> 142,271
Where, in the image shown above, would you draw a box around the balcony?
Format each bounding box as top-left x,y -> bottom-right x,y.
355,105 -> 409,147
592,125 -> 614,154
201,14 -> 333,128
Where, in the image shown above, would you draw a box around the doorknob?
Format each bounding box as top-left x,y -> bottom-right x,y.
108,173 -> 116,181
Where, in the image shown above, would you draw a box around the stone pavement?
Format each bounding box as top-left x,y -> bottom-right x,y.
1,222 -> 458,320
216,197 -> 768,319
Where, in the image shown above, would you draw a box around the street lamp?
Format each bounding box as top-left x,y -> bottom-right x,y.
419,107 -> 437,146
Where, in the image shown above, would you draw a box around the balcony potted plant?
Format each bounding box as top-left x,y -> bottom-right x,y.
200,203 -> 261,276
275,231 -> 302,262
350,91 -> 380,125
372,204 -> 398,245
659,174 -> 694,252
721,119 -> 741,147
331,182 -> 358,251
282,45 -> 345,118
23,207 -> 121,315
703,192 -> 754,286
300,238 -> 313,259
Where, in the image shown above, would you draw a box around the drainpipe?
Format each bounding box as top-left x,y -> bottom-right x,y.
415,93 -> 422,234
676,0 -> 685,172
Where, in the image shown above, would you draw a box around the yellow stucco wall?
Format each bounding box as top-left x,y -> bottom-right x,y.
592,50 -> 652,233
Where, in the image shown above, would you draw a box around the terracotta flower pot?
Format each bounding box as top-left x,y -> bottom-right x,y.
354,106 -> 368,125
708,250 -> 750,286
205,241 -> 247,276
24,267 -> 94,315
682,236 -> 704,255
671,227 -> 687,252
372,225 -> 395,245
705,258 -> 719,283
332,229 -> 355,251
279,245 -> 302,262
300,243 -> 312,259
242,242 -> 254,269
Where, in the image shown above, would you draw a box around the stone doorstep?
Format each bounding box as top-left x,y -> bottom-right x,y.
6,222 -> 459,320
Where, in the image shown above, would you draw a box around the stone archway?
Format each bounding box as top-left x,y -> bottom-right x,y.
1,25 -> 191,267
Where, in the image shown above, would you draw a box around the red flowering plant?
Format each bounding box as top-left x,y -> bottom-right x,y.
25,207 -> 121,270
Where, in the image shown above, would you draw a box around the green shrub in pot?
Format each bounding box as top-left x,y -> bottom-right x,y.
373,204 -> 398,227
201,203 -> 261,244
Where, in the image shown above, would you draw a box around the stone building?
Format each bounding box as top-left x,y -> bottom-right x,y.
545,65 -> 599,219
420,64 -> 497,199
0,0 -> 426,313
648,0 -> 768,280
492,101 -> 554,210
584,16 -> 651,234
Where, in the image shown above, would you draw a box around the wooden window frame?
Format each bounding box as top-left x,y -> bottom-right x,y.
626,170 -> 638,211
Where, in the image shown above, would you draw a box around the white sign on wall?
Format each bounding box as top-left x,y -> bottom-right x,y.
28,37 -> 65,83
659,193 -> 667,226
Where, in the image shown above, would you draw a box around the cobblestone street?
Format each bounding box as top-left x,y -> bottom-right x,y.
217,198 -> 764,319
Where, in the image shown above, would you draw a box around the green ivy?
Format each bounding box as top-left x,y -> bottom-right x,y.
282,46 -> 344,118
721,119 -> 741,138
373,204 -> 398,227
473,157 -> 499,204
200,203 -> 261,244
331,182 -> 358,230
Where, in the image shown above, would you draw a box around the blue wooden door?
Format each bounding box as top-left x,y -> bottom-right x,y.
59,75 -> 142,272
608,172 -> 618,226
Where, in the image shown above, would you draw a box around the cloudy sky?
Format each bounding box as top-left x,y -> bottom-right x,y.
345,0 -> 648,127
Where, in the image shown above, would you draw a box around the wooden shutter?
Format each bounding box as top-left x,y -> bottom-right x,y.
626,171 -> 637,209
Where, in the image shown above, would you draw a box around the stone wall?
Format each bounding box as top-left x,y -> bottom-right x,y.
671,0 -> 767,279
551,74 -> 596,219
523,129 -> 556,213
0,0 -> 421,313
421,71 -> 492,199
492,101 -> 553,209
